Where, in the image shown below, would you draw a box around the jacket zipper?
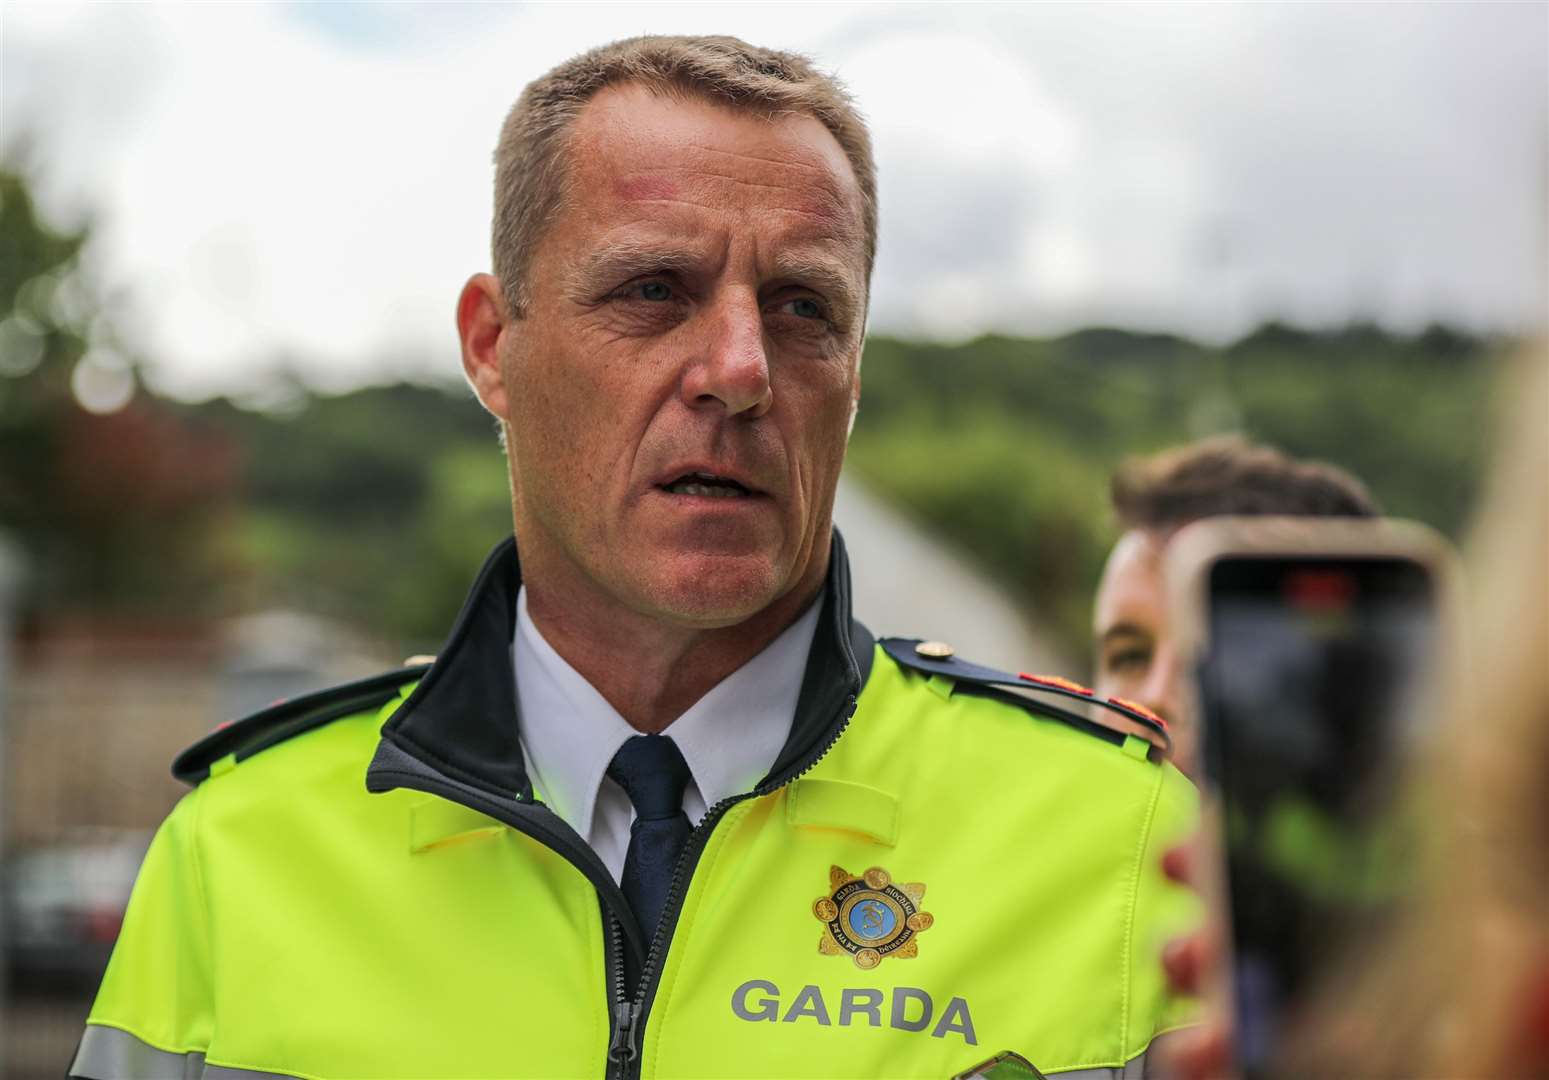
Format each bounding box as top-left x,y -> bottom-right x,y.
369,534 -> 871,1076
610,691 -> 861,1080
365,763 -> 648,1078
380,687 -> 860,1080
605,917 -> 639,1078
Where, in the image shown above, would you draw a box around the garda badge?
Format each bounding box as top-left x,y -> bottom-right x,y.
813,865 -> 933,968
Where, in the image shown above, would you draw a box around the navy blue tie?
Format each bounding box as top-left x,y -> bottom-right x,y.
607,734 -> 694,945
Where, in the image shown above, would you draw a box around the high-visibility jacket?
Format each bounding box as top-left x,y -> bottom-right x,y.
72,533 -> 1198,1080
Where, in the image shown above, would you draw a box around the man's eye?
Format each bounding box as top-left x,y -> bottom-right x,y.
779,297 -> 825,320
1104,648 -> 1152,675
637,281 -> 673,302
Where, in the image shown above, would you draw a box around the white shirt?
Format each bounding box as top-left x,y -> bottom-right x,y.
513,586 -> 822,882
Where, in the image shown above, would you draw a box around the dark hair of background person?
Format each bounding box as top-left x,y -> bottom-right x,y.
1111,434 -> 1381,530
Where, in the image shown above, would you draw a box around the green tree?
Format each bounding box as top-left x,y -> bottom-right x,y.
0,166 -> 237,614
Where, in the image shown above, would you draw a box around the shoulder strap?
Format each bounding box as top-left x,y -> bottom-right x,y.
878,637 -> 1171,759
172,665 -> 429,785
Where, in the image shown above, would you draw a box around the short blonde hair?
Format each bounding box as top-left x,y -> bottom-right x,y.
492,35 -> 877,315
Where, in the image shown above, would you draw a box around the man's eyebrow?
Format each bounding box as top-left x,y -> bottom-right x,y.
1099,623 -> 1153,646
566,242 -> 864,321
770,253 -> 862,319
567,242 -> 703,299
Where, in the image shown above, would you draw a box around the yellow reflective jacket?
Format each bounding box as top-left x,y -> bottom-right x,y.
73,534 -> 1198,1080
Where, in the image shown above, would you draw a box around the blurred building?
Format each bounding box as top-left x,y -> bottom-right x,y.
0,605 -> 389,1077
835,474 -> 1071,675
5,611 -> 387,846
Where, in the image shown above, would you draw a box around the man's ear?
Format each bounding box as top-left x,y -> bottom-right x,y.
457,273 -> 513,421
846,366 -> 862,440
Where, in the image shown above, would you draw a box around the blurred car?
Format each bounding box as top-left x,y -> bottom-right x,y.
3,829 -> 151,995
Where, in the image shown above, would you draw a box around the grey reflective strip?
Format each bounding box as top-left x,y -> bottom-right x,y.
1043,1046 -> 1151,1080
70,1025 -> 298,1080
201,1066 -> 296,1080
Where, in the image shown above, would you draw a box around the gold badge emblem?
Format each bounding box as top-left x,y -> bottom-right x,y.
813,864 -> 933,968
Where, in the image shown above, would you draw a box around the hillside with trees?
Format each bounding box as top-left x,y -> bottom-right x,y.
2,165 -> 1505,664
848,326 -> 1499,655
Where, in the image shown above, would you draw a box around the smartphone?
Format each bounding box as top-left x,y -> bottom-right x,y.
1166,517 -> 1455,1079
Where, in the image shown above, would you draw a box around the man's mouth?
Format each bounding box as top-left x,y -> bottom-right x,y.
659,471 -> 755,499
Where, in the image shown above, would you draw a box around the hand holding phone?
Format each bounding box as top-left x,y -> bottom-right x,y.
1164,517 -> 1454,1079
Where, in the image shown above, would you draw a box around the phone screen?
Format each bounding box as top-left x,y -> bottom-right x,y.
1199,555 -> 1438,1077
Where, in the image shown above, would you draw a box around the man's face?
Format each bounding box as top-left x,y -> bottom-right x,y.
1093,528 -> 1196,774
495,84 -> 866,627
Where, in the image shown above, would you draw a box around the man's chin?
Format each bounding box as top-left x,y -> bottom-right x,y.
631,551 -> 790,628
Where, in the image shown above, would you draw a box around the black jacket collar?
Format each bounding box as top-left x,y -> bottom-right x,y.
370,530 -> 874,805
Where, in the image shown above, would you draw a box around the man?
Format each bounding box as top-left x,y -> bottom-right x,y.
1092,435 -> 1378,777
74,36 -> 1195,1079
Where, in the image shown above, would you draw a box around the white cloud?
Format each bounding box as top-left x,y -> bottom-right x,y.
4,2 -> 1544,398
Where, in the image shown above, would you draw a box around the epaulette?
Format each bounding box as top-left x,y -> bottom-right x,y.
878,637 -> 1171,762
172,663 -> 430,785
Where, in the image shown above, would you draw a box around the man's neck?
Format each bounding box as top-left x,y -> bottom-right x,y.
521,562 -> 826,735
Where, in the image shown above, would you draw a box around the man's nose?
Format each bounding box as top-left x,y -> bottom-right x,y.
679,293 -> 772,419
1142,644 -> 1199,777
1140,643 -> 1183,730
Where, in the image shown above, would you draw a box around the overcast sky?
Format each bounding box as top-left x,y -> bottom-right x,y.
5,2 -> 1546,400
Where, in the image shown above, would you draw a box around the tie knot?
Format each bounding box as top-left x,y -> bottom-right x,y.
607,735 -> 692,821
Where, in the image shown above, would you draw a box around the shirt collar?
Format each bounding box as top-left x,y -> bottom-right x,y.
513,586 -> 823,838
655,596 -> 822,807
370,531 -> 874,808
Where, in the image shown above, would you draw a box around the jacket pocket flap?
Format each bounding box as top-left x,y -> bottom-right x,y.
409,796 -> 507,854
786,777 -> 899,846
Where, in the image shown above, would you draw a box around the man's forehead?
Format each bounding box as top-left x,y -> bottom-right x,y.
568,83 -> 863,232
1094,529 -> 1170,631
1112,528 -> 1169,570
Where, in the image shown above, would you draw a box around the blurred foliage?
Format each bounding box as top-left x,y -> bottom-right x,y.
0,165 -> 1504,661
848,328 -> 1499,655
182,386 -> 510,650
0,169 -> 238,615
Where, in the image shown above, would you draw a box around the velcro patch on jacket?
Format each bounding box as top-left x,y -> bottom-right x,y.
878,638 -> 1170,759
172,665 -> 429,785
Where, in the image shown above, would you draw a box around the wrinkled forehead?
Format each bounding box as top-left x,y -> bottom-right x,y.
563,82 -> 865,249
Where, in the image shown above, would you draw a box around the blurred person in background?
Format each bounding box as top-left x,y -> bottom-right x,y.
1092,436 -> 1379,777
1161,347 -> 1549,1078
69,35 -> 1197,1079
